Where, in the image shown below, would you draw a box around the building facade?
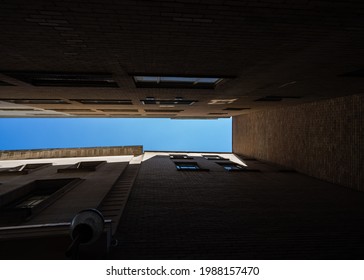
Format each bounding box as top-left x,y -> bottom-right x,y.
1,148 -> 364,259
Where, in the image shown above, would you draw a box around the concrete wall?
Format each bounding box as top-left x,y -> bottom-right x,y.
233,94 -> 364,191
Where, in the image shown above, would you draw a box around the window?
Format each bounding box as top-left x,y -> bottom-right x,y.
203,155 -> 226,160
4,72 -> 119,87
99,109 -> 138,112
145,109 -> 183,113
217,162 -> 260,172
72,99 -> 132,105
0,80 -> 15,86
0,163 -> 51,175
57,161 -> 105,173
1,99 -> 70,104
140,97 -> 196,106
255,96 -> 302,102
217,162 -> 245,171
223,108 -> 251,111
0,178 -> 82,225
133,75 -> 224,89
170,154 -> 193,159
174,162 -> 208,171
208,99 -> 237,105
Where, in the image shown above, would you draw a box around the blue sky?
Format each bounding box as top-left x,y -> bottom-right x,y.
0,118 -> 232,152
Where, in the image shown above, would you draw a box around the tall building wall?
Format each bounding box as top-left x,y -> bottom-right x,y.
233,94 -> 364,191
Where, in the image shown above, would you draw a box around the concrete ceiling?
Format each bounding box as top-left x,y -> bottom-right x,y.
0,0 -> 363,117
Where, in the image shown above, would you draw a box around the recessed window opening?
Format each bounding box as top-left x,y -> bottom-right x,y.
1,99 -> 69,104
0,80 -> 15,86
0,163 -> 50,175
175,162 -> 203,171
141,98 -> 196,105
58,161 -> 105,173
4,72 -> 119,87
203,155 -> 226,160
217,162 -> 245,171
72,99 -> 132,105
134,75 -> 224,89
0,178 -> 81,225
170,154 -> 193,159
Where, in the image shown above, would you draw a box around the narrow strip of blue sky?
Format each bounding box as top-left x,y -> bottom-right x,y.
0,118 -> 231,152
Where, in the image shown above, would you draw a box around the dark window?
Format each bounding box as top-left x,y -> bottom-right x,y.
203,155 -> 226,160
0,80 -> 15,86
145,109 -> 183,113
133,75 -> 224,89
50,108 -> 94,112
4,72 -> 119,88
140,98 -> 196,106
255,96 -> 302,102
0,178 -> 82,225
174,162 -> 208,171
0,163 -> 51,175
99,109 -> 138,112
223,108 -> 251,111
72,99 -> 132,105
170,154 -> 193,159
339,69 -> 364,77
57,161 -> 105,173
217,162 -> 245,171
1,99 -> 69,104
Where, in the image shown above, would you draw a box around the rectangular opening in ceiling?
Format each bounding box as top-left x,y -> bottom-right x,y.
72,99 -> 132,105
1,99 -> 70,104
4,72 -> 119,87
0,80 -> 15,86
133,75 -> 226,89
141,99 -> 196,105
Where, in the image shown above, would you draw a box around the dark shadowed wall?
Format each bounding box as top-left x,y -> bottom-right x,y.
233,94 -> 364,191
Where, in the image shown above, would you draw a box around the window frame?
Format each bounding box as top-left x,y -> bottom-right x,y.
0,178 -> 83,225
0,163 -> 52,176
57,161 -> 106,173
174,161 -> 209,171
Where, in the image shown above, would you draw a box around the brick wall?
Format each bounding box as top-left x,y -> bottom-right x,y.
233,94 -> 364,191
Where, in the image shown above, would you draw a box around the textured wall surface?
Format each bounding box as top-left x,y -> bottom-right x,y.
233,94 -> 364,191
111,154 -> 364,259
0,145 -> 143,160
